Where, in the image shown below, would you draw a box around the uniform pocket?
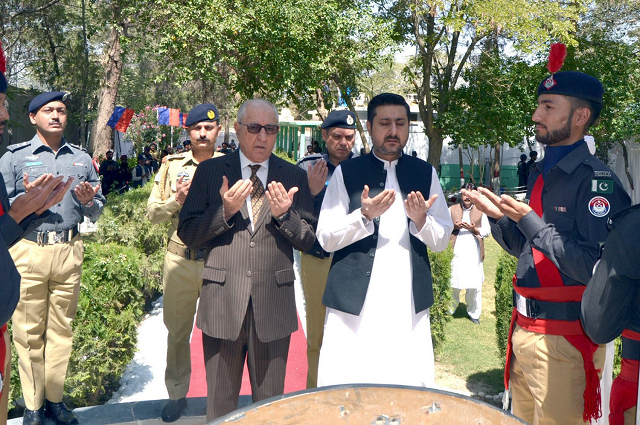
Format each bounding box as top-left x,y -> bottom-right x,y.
67,164 -> 87,186
275,268 -> 296,285
202,267 -> 226,284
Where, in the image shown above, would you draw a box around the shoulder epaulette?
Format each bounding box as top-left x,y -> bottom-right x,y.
6,141 -> 30,152
67,143 -> 86,152
166,153 -> 187,161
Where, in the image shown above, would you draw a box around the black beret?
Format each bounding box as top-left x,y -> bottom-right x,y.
520,154 -> 527,160
137,154 -> 146,161
183,140 -> 191,146
538,71 -> 604,120
538,71 -> 603,104
28,91 -> 71,114
185,103 -> 219,126
530,151 -> 538,157
0,72 -> 6,95
321,110 -> 357,130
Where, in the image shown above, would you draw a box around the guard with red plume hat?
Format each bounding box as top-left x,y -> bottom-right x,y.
475,42 -> 632,425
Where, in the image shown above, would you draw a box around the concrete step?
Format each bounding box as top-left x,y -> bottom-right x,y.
8,396 -> 253,425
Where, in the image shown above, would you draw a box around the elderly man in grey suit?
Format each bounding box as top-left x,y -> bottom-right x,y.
178,99 -> 316,421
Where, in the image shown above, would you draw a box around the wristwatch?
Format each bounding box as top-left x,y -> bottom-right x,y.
361,214 -> 370,226
83,200 -> 95,208
275,211 -> 290,222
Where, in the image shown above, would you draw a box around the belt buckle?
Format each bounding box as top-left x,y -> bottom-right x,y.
36,232 -> 45,245
183,247 -> 192,260
54,231 -> 64,244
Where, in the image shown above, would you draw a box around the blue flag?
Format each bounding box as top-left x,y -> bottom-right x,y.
158,107 -> 170,125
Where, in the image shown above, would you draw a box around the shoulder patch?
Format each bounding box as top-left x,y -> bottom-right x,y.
6,141 -> 31,152
589,196 -> 611,218
591,179 -> 614,194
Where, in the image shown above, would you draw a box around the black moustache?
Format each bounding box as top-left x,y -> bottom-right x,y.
0,121 -> 6,126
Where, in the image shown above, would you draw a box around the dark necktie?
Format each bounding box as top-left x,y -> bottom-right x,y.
249,164 -> 265,223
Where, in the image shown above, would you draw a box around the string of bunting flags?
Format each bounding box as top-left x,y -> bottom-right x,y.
107,105 -> 189,132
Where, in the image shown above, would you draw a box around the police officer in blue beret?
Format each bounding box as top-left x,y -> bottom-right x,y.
147,103 -> 224,422
296,109 -> 356,388
465,69 -> 631,423
0,90 -> 105,425
0,49 -> 76,424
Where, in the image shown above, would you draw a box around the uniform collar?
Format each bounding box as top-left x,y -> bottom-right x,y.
540,139 -> 589,176
30,134 -> 73,155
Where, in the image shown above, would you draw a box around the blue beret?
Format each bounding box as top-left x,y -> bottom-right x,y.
0,72 -> 6,94
321,110 -> 357,129
29,91 -> 71,113
185,103 -> 219,126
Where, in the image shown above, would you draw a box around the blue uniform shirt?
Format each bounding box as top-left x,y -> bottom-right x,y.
0,134 -> 105,232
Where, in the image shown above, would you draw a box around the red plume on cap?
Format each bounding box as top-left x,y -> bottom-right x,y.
0,41 -> 6,75
547,43 -> 567,74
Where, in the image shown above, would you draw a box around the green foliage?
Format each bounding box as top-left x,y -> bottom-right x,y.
65,242 -> 161,406
274,148 -> 296,164
494,251 -> 518,362
429,246 -> 454,351
95,182 -> 169,255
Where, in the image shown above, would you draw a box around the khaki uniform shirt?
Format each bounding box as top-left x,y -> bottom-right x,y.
147,150 -> 223,245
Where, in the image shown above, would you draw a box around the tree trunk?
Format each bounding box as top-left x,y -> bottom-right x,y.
458,145 -> 464,187
492,140 -> 501,194
89,25 -> 123,157
314,87 -> 328,121
426,126 -> 443,169
80,0 -> 89,149
341,90 -> 369,154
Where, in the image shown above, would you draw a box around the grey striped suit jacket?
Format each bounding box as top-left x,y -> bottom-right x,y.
178,150 -> 316,343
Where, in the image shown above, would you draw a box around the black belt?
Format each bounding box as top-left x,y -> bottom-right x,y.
513,291 -> 581,321
167,240 -> 206,261
25,228 -> 79,245
622,336 -> 640,361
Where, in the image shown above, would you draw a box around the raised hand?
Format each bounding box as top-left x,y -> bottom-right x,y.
8,175 -> 71,223
405,191 -> 437,230
220,175 -> 252,222
74,181 -> 101,204
266,181 -> 298,218
307,160 -> 328,197
361,185 -> 395,221
462,188 -> 504,220
174,176 -> 192,205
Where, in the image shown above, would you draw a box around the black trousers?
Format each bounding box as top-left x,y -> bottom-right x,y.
202,300 -> 291,421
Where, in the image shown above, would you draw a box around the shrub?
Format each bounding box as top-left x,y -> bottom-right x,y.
495,251 -> 518,363
9,182 -> 166,411
95,182 -> 168,256
429,246 -> 454,352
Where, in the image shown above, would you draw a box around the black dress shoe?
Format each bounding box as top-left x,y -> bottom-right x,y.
23,407 -> 45,425
470,317 -> 480,325
44,400 -> 79,425
162,398 -> 187,422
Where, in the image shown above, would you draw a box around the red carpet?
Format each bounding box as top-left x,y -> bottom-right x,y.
186,316 -> 308,397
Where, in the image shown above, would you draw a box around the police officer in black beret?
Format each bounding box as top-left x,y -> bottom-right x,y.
465,69 -> 631,424
296,109 -> 356,388
0,90 -> 105,425
527,150 -> 538,176
147,103 -> 223,422
582,203 -> 640,424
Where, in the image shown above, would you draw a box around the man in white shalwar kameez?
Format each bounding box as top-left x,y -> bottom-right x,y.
316,93 -> 453,387
449,183 -> 491,324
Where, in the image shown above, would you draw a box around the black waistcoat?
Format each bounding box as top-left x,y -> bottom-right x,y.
322,153 -> 435,316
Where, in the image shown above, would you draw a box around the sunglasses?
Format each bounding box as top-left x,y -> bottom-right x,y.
238,122 -> 279,135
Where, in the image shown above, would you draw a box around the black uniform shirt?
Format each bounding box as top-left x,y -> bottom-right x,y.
581,204 -> 640,344
491,141 -> 631,288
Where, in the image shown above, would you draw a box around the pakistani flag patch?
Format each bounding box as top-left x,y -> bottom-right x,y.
591,179 -> 613,194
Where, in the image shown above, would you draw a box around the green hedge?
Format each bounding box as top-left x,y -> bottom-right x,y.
494,251 -> 518,363
9,182 -> 166,410
430,246 -> 454,352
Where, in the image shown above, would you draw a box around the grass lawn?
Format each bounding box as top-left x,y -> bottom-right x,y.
435,236 -> 506,395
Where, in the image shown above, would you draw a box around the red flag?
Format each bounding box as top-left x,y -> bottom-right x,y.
115,108 -> 134,132
169,108 -> 180,127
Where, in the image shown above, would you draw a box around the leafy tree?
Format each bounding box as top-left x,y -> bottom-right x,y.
379,0 -> 585,168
